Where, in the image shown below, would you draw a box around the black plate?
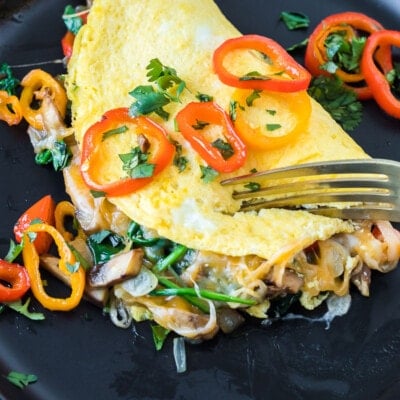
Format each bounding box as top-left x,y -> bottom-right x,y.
1,1 -> 400,399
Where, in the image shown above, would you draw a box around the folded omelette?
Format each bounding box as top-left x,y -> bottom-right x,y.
63,0 -> 399,335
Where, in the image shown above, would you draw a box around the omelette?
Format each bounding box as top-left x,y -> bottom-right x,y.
62,0 -> 400,338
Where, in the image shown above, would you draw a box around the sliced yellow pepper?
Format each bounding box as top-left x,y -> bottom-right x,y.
20,69 -> 67,130
22,223 -> 85,311
0,90 -> 22,126
232,89 -> 311,151
55,200 -> 86,242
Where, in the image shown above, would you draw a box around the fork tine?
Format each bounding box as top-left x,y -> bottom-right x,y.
306,207 -> 400,221
221,158 -> 400,186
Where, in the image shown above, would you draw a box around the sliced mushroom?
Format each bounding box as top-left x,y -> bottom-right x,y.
39,254 -> 109,306
88,248 -> 143,288
351,262 -> 371,297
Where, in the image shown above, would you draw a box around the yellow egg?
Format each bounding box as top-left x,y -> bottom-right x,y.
66,0 -> 368,263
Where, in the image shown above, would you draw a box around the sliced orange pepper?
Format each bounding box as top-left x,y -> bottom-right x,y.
175,101 -> 247,173
22,223 -> 85,311
305,12 -> 392,100
80,107 -> 175,196
0,90 -> 22,126
213,34 -> 311,92
232,89 -> 311,150
20,69 -> 67,130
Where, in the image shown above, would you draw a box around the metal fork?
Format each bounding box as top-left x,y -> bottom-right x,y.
220,158 -> 400,222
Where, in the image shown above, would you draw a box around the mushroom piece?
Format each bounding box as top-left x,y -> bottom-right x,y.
39,254 -> 109,307
88,248 -> 144,288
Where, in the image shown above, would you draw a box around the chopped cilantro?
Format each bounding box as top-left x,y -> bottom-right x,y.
66,261 -> 80,273
4,239 -> 24,262
35,140 -> 71,171
200,165 -> 218,183
286,38 -> 309,53
191,119 -> 210,130
266,123 -> 281,131
280,11 -> 310,30
119,146 -> 155,179
62,5 -> 84,35
386,62 -> 400,97
102,125 -> 129,141
266,109 -> 277,116
90,190 -> 106,198
6,298 -> 45,321
5,371 -> 38,389
244,182 -> 261,191
308,75 -> 362,131
246,90 -> 261,107
171,140 -> 188,172
239,71 -> 269,81
211,138 -> 234,160
129,85 -> 170,120
0,63 -> 19,95
322,32 -> 366,74
151,324 -> 170,351
196,92 -> 213,102
229,100 -> 238,121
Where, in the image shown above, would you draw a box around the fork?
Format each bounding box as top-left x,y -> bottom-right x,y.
220,158 -> 400,222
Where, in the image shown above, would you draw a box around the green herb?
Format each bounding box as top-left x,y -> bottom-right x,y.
4,239 -> 24,262
66,261 -> 80,274
5,371 -> 38,389
191,119 -> 210,130
280,11 -> 310,30
270,292 -> 301,317
250,168 -> 258,173
244,182 -> 261,191
119,146 -> 155,179
87,230 -> 125,264
229,100 -> 238,121
308,75 -> 362,131
130,59 -> 187,120
211,138 -> 234,160
27,232 -> 37,242
153,244 -> 188,273
129,85 -> 170,120
157,276 -> 209,313
386,62 -> 400,97
151,324 -> 170,351
0,63 -> 19,95
266,123 -> 281,131
102,125 -> 129,141
246,90 -> 261,107
171,140 -> 188,173
90,190 -> 106,198
286,38 -> 309,53
196,92 -> 213,102
266,109 -> 277,116
239,71 -> 269,81
35,140 -> 71,171
200,165 -> 218,183
322,32 -> 366,74
6,298 -> 45,321
151,287 -> 257,306
62,5 -> 84,35
127,221 -> 160,246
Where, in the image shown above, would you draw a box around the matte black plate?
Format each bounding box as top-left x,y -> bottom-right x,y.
1,1 -> 400,399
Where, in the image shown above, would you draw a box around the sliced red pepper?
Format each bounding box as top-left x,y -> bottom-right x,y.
14,194 -> 55,255
213,34 -> 311,92
80,107 -> 175,196
305,12 -> 392,100
361,30 -> 400,119
175,102 -> 247,173
0,259 -> 30,302
61,30 -> 75,59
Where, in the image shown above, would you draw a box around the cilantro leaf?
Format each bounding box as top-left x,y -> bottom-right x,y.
280,11 -> 310,30
6,371 -> 38,389
200,165 -> 219,183
171,140 -> 188,172
308,75 -> 362,131
35,140 -> 71,171
386,62 -> 400,97
286,38 -> 309,53
4,239 -> 24,262
0,63 -> 20,95
196,93 -> 213,102
266,123 -> 281,131
119,146 -> 155,179
90,190 -> 106,198
102,125 -> 128,141
129,85 -> 170,120
244,182 -> 261,191
62,5 -> 83,35
191,119 -> 210,130
211,138 -> 234,160
239,71 -> 269,81
246,90 -> 261,107
6,298 -> 45,321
